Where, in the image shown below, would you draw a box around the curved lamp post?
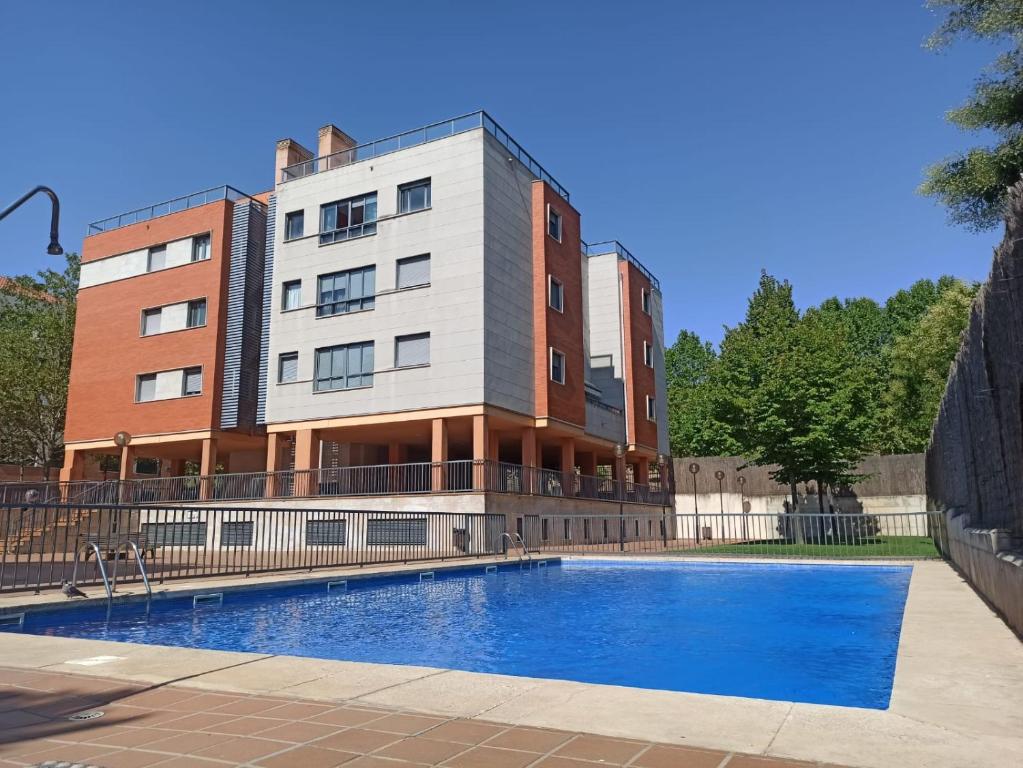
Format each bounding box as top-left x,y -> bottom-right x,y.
737,475 -> 749,540
688,462 -> 700,547
0,186 -> 63,255
656,453 -> 668,547
614,443 -> 625,552
714,469 -> 726,541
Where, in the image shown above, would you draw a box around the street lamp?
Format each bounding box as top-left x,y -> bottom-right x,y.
688,462 -> 700,548
657,453 -> 668,548
714,469 -> 726,541
0,186 -> 63,255
737,475 -> 749,540
614,443 -> 625,552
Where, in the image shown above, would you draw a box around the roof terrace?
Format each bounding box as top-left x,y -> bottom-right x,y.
87,185 -> 258,235
584,240 -> 661,292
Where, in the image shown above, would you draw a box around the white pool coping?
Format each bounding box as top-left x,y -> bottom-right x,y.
1,558 -> 1021,767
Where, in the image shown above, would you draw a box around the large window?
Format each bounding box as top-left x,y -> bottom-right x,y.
550,348 -> 566,385
282,280 -> 302,310
186,299 -> 206,328
548,206 -> 562,241
284,210 -> 304,241
398,179 -> 431,214
396,254 -> 430,289
136,373 -> 157,402
191,234 -> 211,262
147,246 -> 166,272
183,367 -> 203,396
317,267 -> 375,317
549,276 -> 564,312
314,342 -> 375,391
141,308 -> 161,336
395,333 -> 430,368
278,352 -> 298,383
320,192 -> 377,244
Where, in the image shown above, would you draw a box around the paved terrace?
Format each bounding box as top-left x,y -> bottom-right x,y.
0,559 -> 1020,768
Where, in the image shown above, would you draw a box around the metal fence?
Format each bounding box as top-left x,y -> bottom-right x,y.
0,503 -> 506,594
87,186 -> 256,234
2,460 -> 673,509
523,511 -> 947,559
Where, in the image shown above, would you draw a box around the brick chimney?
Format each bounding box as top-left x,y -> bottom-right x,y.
275,138 -> 313,183
318,124 -> 357,171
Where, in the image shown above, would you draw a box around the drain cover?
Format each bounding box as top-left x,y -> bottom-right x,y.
67,710 -> 104,721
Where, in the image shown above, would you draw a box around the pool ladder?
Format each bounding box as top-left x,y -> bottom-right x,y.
70,539 -> 152,601
496,532 -> 532,566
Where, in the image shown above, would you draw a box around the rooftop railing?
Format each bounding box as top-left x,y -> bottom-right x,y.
281,110 -> 571,202
583,240 -> 661,292
87,185 -> 258,235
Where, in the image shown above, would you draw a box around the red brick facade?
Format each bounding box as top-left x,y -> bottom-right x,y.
620,260 -> 658,451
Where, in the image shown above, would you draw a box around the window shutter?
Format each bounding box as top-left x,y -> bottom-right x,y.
396,333 -> 430,367
137,375 -> 156,402
279,353 -> 298,383
397,255 -> 430,289
142,309 -> 161,335
148,247 -> 166,271
184,368 -> 202,395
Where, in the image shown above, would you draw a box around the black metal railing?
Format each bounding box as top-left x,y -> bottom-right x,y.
0,504 -> 506,593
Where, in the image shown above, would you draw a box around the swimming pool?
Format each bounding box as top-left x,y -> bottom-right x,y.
6,559 -> 912,709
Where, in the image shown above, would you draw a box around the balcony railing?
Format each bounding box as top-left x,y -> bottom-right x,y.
280,111 -> 570,202
583,240 -> 661,292
87,185 -> 258,235
7,460 -> 672,507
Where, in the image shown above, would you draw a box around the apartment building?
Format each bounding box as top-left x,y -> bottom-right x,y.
60,111 -> 668,506
60,187 -> 269,486
262,113 -> 668,489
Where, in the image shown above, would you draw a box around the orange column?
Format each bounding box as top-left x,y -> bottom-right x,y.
472,415 -> 488,490
388,441 -> 405,493
635,458 -> 649,485
560,438 -> 576,497
265,433 -> 282,497
59,449 -> 85,501
521,427 -> 537,494
294,429 -> 320,497
199,438 -> 218,500
431,418 -> 448,491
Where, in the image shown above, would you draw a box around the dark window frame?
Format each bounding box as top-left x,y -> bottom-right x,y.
319,192 -> 377,245
314,341 -> 375,392
316,266 -> 376,317
398,179 -> 432,214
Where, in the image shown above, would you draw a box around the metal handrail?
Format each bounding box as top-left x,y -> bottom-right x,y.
496,532 -> 531,563
87,185 -> 262,235
110,540 -> 152,598
280,110 -> 570,201
71,542 -> 112,600
583,239 -> 661,292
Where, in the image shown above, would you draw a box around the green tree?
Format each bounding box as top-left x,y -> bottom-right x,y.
921,0 -> 1023,230
0,254 -> 79,478
879,279 -> 978,452
664,330 -> 739,456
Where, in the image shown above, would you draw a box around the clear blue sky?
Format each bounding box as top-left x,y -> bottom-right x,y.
0,1 -> 1002,344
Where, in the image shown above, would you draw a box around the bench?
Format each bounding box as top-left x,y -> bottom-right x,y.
78,533 -> 156,561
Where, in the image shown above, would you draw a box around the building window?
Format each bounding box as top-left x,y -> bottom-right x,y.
399,179 -> 431,214
191,234 -> 211,262
396,254 -> 430,289
306,519 -> 347,546
550,348 -> 566,385
584,518 -> 591,540
541,518 -> 549,542
317,266 -> 375,317
646,395 -> 656,421
186,299 -> 206,328
549,276 -> 564,312
395,333 -> 430,368
643,340 -> 653,368
563,519 -> 572,540
314,341 -> 374,391
366,518 -> 427,545
320,192 -> 377,244
147,246 -> 166,272
641,288 -> 651,315
133,457 -> 159,475
282,280 -> 302,311
278,352 -> 298,384
548,206 -> 562,241
182,367 -> 203,396
220,522 -> 254,547
141,522 -> 207,547
136,373 -> 157,402
141,308 -> 161,336
284,210 -> 304,241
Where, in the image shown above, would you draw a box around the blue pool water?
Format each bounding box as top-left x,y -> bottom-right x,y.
6,560 -> 912,709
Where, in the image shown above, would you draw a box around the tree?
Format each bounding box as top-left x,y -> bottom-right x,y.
0,254 -> 79,478
665,330 -> 739,456
920,0 -> 1023,230
880,279 -> 978,452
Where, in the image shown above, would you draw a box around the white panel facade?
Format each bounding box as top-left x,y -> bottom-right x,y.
265,129 -> 488,424
141,301 -> 191,336
153,369 -> 185,400
79,233 -> 207,288
585,253 -> 626,410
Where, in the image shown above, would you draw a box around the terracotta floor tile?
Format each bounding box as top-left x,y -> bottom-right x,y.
255,720 -> 341,743
262,701 -> 337,721
441,745 -> 541,768
142,729 -> 232,755
122,689 -> 201,709
157,711 -> 241,732
530,757 -> 604,768
344,757 -> 430,768
315,728 -> 403,754
726,757 -> 815,768
632,744 -> 727,768
208,715 -> 283,736
163,692 -> 241,712
145,756 -> 226,768
376,735 -> 470,764
368,713 -> 449,736
87,727 -> 175,749
311,707 -> 390,728
421,720 -> 506,745
483,726 -> 572,753
194,735 -> 292,762
209,696 -> 290,716
0,711 -> 48,730
256,744 -> 361,767
90,748 -> 172,767
12,740 -> 115,763
553,735 -> 648,765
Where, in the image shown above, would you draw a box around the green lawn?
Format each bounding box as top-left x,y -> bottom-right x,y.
676,535 -> 940,558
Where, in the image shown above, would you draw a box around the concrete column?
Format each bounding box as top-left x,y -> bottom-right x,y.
487,430 -> 501,462
521,427 -> 537,495
294,429 -> 320,497
198,438 -> 218,501
388,441 -> 405,493
560,438 -> 576,497
59,449 -> 86,501
431,418 -> 448,491
635,458 -> 649,485
472,415 -> 488,490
